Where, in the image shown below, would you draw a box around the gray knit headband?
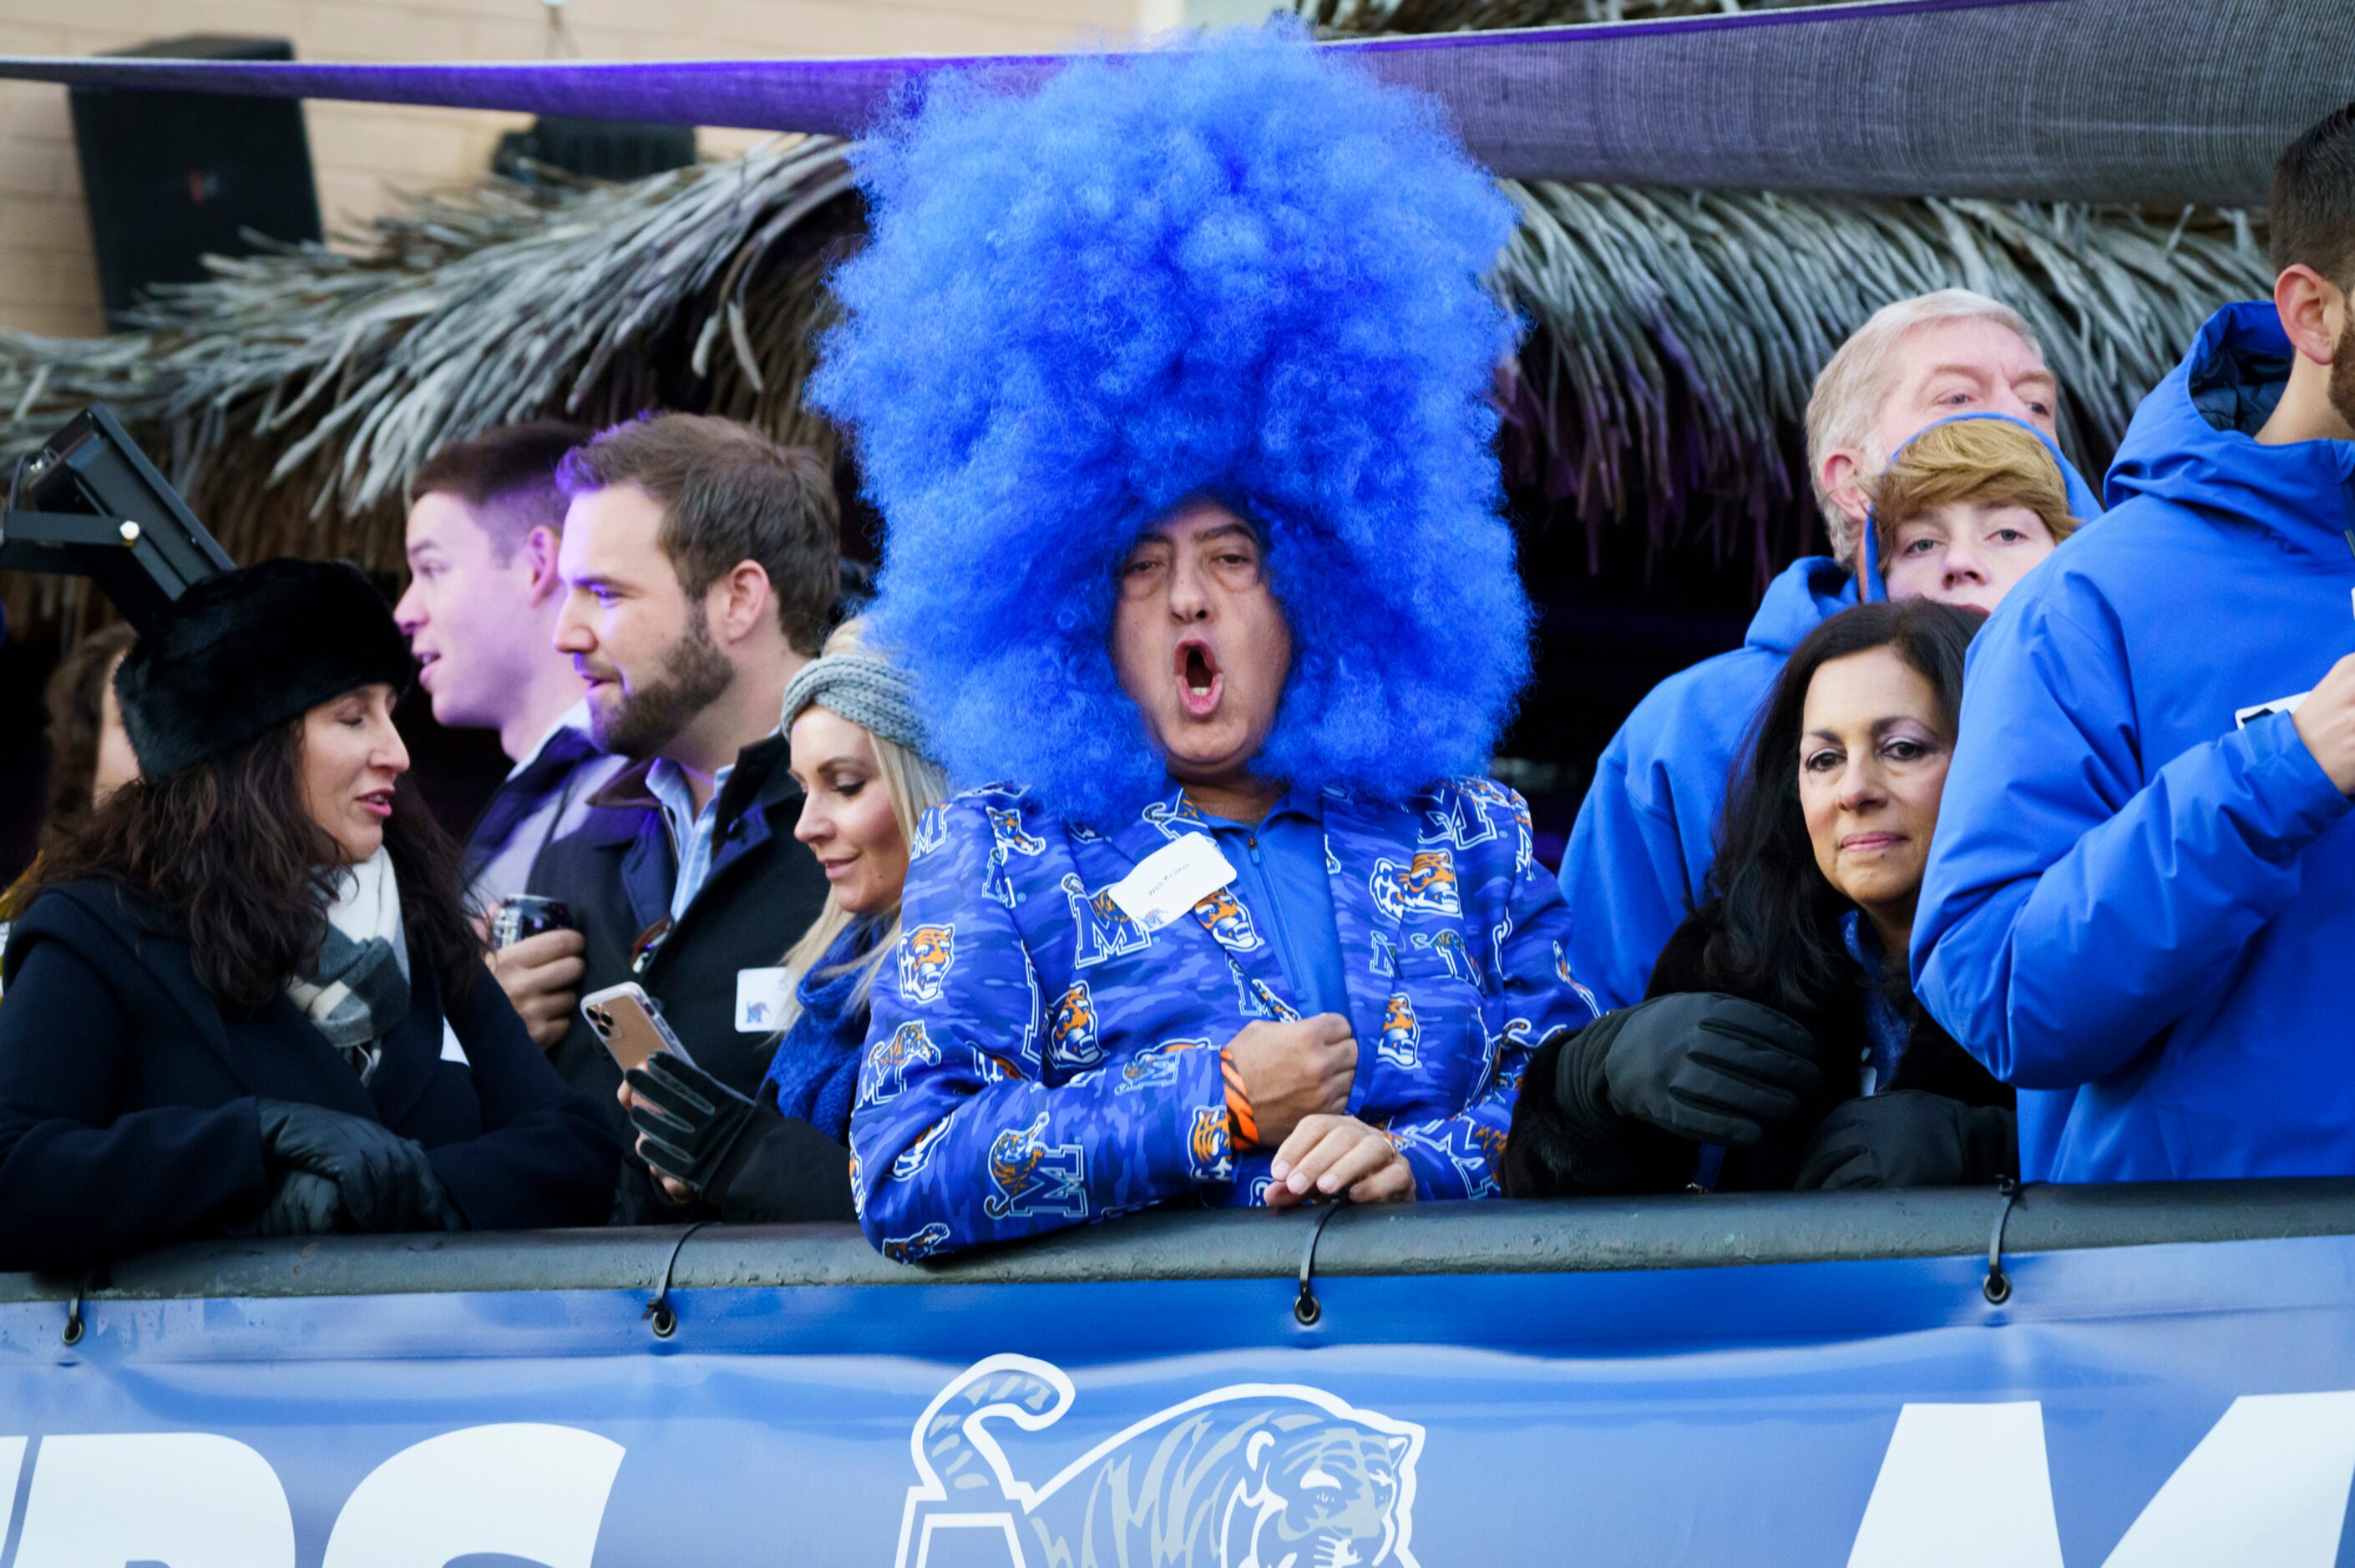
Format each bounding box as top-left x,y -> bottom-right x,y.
782,653 -> 931,760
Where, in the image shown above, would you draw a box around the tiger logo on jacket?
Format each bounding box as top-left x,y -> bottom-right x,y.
1370,850 -> 1461,921
984,1111 -> 1088,1220
899,924 -> 956,1004
1377,993 -> 1421,1069
1187,1103 -> 1234,1181
1048,981 -> 1103,1069
1117,1038 -> 1203,1095
862,1020 -> 942,1105
1192,884 -> 1263,952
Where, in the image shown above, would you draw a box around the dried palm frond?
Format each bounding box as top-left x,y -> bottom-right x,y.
1498,186 -> 2270,572
1301,0 -> 1851,34
0,134 -> 859,631
0,35 -> 2272,633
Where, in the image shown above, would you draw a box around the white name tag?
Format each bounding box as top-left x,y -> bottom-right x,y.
1108,832 -> 1237,933
2236,690 -> 2312,729
736,967 -> 795,1032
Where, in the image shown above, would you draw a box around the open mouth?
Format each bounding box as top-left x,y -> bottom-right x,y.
358,790 -> 394,820
1175,638 -> 1223,718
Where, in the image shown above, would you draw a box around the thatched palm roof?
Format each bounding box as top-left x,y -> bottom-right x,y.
0,0 -> 2276,633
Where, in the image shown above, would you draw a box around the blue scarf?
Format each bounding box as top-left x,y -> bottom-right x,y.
761,920 -> 881,1143
1841,911 -> 1912,1097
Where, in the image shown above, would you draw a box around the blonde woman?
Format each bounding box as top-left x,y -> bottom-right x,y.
622,620 -> 949,1221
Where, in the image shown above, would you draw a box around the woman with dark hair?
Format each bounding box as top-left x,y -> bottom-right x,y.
41,620 -> 140,827
1505,599 -> 2013,1196
0,559 -> 617,1273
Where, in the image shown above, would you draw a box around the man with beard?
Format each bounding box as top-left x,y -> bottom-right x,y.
529,414 -> 838,1217
1915,105 -> 2355,1184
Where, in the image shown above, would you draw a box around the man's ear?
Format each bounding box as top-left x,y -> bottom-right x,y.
709,559 -> 776,646
2274,264 -> 2343,367
1818,447 -> 1873,529
521,526 -> 564,604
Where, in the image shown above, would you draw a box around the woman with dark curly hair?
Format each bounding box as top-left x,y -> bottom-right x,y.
40,620 -> 140,827
0,559 -> 617,1273
1505,599 -> 2015,1197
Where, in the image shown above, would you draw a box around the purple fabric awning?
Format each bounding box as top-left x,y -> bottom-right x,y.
0,0 -> 2344,202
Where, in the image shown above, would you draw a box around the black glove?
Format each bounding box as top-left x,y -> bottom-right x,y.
256,1170 -> 347,1237
625,1053 -> 761,1198
1561,992 -> 1826,1148
255,1098 -> 448,1233
1795,1090 -> 2018,1191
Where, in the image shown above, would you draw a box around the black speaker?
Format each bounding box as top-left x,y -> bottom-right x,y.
68,36 -> 324,331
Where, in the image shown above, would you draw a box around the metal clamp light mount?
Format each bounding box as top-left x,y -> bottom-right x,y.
0,403 -> 232,630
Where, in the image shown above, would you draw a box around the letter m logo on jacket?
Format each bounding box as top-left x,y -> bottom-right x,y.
985,1111 -> 1089,1219
1061,875 -> 1151,969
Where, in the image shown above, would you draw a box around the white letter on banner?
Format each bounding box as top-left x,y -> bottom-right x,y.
1847,1403 -> 2064,1568
13,1433 -> 294,1568
0,1437 -> 24,1548
322,1423 -> 625,1568
2101,1392 -> 2355,1568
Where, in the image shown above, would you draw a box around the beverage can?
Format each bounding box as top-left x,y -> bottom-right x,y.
490,895 -> 573,950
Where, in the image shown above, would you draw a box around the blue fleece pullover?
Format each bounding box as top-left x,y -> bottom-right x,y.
1913,303 -> 2355,1182
1560,417 -> 2102,1013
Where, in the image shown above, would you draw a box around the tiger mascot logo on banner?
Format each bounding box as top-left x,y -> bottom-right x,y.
895,1355 -> 1425,1568
899,925 -> 957,1005
1369,851 -> 1461,922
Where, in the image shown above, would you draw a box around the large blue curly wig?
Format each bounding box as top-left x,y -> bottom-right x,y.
813,25 -> 1528,827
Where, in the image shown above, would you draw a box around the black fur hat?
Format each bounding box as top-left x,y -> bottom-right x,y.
114,559 -> 413,780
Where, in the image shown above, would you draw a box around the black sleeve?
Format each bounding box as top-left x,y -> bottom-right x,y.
715,1090 -> 857,1224
1502,1028 -> 1699,1199
422,964 -> 620,1231
0,936 -> 270,1272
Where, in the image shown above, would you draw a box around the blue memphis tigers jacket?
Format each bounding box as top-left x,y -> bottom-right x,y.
1915,302 -> 2355,1183
849,778 -> 1600,1258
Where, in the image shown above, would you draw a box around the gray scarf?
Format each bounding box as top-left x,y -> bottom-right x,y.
285,848 -> 408,1082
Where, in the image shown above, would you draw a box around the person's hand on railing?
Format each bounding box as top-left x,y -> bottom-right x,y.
254,1100 -> 450,1233
1794,1090 -> 2016,1190
1265,1114 -> 1414,1207
1557,994 -> 1824,1150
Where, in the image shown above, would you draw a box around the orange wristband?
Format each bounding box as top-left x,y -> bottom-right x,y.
1220,1046 -> 1260,1151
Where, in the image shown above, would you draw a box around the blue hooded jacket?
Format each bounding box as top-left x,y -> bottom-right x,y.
1913,303 -> 2355,1183
1558,556 -> 1855,1011
1561,417 -> 2102,1014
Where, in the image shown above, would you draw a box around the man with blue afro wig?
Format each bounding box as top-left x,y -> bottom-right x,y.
819,27 -> 1604,1260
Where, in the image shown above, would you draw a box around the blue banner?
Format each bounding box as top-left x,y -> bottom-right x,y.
4,1234 -> 2355,1565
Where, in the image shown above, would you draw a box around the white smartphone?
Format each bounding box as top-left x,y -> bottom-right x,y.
580,982 -> 695,1075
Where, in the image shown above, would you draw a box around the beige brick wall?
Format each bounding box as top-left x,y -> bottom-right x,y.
0,0 -> 1152,337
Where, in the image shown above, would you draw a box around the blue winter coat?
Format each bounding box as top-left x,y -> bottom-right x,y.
1560,419 -> 2104,1014
1913,302 -> 2355,1183
1558,556 -> 1856,1012
848,779 -> 1598,1260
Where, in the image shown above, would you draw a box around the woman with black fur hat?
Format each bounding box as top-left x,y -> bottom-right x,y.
0,559 -> 618,1273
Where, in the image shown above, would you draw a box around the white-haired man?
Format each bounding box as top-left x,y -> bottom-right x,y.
1557,289 -> 2096,1012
